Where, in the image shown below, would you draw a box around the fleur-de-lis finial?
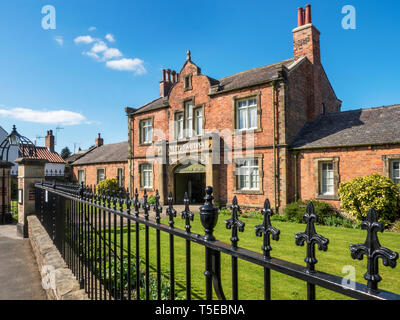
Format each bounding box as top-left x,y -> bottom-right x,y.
134,188 -> 140,217
143,190 -> 150,220
225,196 -> 245,248
350,208 -> 399,293
153,190 -> 163,224
166,192 -> 176,228
181,192 -> 194,233
295,202 -> 329,272
255,199 -> 280,258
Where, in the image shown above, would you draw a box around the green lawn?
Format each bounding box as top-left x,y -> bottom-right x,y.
109,215 -> 400,300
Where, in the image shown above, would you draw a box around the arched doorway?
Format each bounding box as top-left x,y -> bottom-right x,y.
174,160 -> 206,204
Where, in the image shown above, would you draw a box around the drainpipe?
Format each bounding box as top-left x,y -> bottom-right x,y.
294,152 -> 298,202
272,81 -> 278,212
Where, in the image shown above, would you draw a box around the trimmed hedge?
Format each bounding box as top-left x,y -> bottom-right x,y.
283,200 -> 336,224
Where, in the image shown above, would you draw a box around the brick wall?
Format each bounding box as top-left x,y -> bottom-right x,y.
296,145 -> 400,208
72,162 -> 129,189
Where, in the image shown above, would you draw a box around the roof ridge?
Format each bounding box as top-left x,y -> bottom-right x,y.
217,58 -> 294,82
324,104 -> 400,117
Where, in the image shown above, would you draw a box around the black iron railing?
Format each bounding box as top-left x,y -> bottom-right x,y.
34,181 -> 400,300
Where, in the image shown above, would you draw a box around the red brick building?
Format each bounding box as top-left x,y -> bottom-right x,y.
125,5 -> 400,210
70,134 -> 129,189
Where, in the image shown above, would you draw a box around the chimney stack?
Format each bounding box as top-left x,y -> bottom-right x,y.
293,4 -> 320,64
95,133 -> 104,147
160,69 -> 177,97
45,130 -> 55,153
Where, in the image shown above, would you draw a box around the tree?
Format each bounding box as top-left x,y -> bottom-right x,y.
60,147 -> 72,159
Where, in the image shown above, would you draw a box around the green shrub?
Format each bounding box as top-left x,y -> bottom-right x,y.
219,208 -> 231,216
283,200 -> 336,224
148,195 -> 156,205
339,174 -> 400,226
389,220 -> 400,233
96,178 -> 120,196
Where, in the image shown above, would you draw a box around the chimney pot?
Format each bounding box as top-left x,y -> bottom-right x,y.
305,5 -> 312,24
297,7 -> 304,27
167,69 -> 171,82
162,69 -> 166,82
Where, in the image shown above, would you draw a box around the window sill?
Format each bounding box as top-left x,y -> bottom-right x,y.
139,187 -> 154,192
315,194 -> 339,201
139,142 -> 153,147
234,189 -> 264,195
233,128 -> 262,135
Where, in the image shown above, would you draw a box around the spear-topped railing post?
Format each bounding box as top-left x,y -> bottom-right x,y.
350,208 -> 399,294
182,192 -> 194,233
153,190 -> 163,300
295,202 -> 329,300
181,192 -> 194,300
225,196 -> 245,300
166,192 -> 176,300
255,198 -> 280,300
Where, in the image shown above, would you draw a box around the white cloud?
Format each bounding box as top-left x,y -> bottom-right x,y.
0,108 -> 89,125
91,41 -> 108,53
54,36 -> 63,46
83,51 -> 100,60
74,35 -> 96,44
103,48 -> 122,60
105,33 -> 115,42
106,58 -> 146,75
88,26 -> 97,32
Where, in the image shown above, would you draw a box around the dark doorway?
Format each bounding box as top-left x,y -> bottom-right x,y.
174,172 -> 206,204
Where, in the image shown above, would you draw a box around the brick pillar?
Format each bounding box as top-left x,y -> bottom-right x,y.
0,161 -> 13,224
15,158 -> 47,238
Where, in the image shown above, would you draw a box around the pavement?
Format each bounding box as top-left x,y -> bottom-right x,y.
0,223 -> 46,300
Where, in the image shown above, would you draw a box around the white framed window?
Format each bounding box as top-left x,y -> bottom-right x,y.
237,98 -> 257,131
78,170 -> 85,185
175,113 -> 184,139
391,160 -> 400,185
141,164 -> 153,189
185,101 -> 193,138
236,159 -> 260,191
195,108 -> 203,136
97,169 -> 105,184
117,168 -> 124,187
320,162 -> 334,195
140,119 -> 153,144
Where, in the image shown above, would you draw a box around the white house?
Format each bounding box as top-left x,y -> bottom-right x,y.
0,127 -> 65,177
0,126 -> 19,176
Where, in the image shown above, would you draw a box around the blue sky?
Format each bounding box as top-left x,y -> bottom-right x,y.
0,0 -> 399,153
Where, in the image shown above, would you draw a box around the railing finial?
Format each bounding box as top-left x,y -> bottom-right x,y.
181,192 -> 194,233
350,207 -> 399,293
226,196 -> 245,248
295,201 -> 329,273
200,186 -> 219,241
255,198 -> 280,258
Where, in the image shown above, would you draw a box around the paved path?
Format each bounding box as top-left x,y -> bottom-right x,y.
0,224 -> 46,300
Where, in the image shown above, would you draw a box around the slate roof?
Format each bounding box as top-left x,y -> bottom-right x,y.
129,58 -> 295,115
290,105 -> 400,149
72,141 -> 129,165
215,58 -> 294,93
65,148 -> 93,164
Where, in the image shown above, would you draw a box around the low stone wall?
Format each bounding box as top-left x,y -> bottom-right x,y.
27,215 -> 88,300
